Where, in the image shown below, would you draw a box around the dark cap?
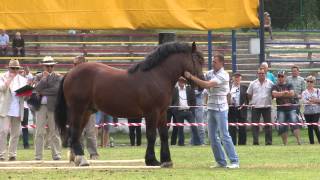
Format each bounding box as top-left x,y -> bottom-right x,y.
232,72 -> 242,77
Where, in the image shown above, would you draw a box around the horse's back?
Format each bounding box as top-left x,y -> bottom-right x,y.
63,62 -> 172,118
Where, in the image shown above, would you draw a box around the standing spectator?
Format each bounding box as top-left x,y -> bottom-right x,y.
227,72 -> 249,145
301,76 -> 320,144
264,12 -> 273,40
24,67 -> 33,82
171,77 -> 201,146
0,59 -> 27,161
80,113 -> 99,159
128,118 -> 142,146
96,112 -> 116,148
23,67 -> 35,148
192,86 -> 206,145
260,62 -> 276,84
286,66 -> 306,119
185,54 -> 239,168
167,107 -> 178,145
18,68 -> 32,149
272,71 -> 301,145
73,55 -> 99,159
34,56 -> 62,161
12,32 -> 25,57
0,30 -> 9,56
247,68 -> 274,145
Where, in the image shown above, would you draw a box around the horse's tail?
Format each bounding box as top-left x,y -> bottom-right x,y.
54,75 -> 68,135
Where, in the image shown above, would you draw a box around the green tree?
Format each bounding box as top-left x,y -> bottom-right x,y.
265,0 -> 320,29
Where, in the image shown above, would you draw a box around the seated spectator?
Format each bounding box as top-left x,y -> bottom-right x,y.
272,71 -> 301,145
172,77 -> 201,146
12,32 -> 25,57
301,76 -> 320,144
264,12 -> 273,40
128,118 -> 142,146
0,30 -> 9,56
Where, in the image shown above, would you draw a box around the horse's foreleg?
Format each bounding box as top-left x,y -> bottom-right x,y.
158,111 -> 172,167
158,126 -> 173,168
145,116 -> 160,166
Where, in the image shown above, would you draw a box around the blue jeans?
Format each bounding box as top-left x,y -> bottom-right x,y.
175,110 -> 201,145
277,110 -> 299,135
194,107 -> 206,144
190,93 -> 206,145
207,109 -> 239,166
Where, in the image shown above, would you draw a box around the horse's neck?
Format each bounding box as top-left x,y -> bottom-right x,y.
153,56 -> 185,88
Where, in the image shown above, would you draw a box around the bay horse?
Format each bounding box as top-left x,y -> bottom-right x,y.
54,42 -> 204,167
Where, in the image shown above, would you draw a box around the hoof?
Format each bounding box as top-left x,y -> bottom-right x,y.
68,150 -> 75,162
74,155 -> 90,166
145,159 -> 161,166
161,161 -> 173,168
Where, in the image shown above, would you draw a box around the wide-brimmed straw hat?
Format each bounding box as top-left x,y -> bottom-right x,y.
8,59 -> 22,68
41,56 -> 57,65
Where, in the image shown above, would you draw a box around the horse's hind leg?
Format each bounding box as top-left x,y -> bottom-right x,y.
145,114 -> 160,166
69,109 -> 91,166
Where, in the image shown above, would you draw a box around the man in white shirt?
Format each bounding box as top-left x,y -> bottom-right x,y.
185,54 -> 239,169
247,67 -> 274,145
0,59 -> 27,161
73,56 -> 99,159
171,77 -> 201,146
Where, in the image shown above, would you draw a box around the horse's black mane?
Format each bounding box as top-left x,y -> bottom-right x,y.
128,42 -> 191,74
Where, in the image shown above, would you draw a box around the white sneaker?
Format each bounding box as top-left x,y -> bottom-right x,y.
226,164 -> 239,169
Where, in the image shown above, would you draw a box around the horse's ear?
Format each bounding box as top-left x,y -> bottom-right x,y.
192,42 -> 196,53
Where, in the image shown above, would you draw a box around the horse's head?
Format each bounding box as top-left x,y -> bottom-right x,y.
185,42 -> 204,81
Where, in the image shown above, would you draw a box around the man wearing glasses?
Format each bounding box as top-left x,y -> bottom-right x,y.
0,59 -> 27,161
247,68 -> 274,145
34,56 -> 62,161
272,71 -> 301,145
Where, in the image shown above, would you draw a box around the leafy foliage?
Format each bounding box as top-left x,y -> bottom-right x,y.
265,0 -> 320,29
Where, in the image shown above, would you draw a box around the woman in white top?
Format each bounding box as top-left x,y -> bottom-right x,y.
301,75 -> 320,144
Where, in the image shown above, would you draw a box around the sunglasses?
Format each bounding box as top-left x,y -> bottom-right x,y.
10,67 -> 19,70
277,75 -> 285,78
307,81 -> 314,83
45,65 -> 54,68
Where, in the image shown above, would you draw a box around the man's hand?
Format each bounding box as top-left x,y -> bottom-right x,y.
5,73 -> 16,86
42,71 -> 49,79
184,71 -> 192,79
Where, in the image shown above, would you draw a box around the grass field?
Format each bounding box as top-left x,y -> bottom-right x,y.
0,129 -> 319,180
